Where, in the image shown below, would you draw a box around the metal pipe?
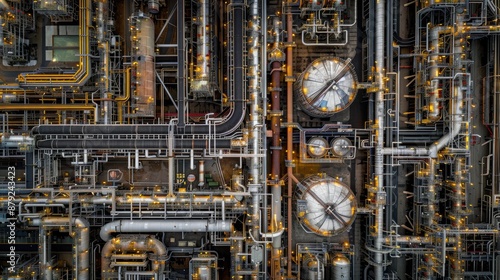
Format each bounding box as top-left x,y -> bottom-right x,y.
130,13 -> 156,117
116,68 -> 131,124
285,4 -> 294,277
426,26 -> 450,122
247,1 -> 264,277
373,0 -> 386,278
31,217 -> 90,280
36,138 -> 231,150
269,14 -> 283,279
191,0 -> 211,95
199,160 -> 205,186
0,103 -> 95,111
0,134 -> 33,148
100,219 -> 232,241
101,235 -> 166,279
39,226 -> 52,280
177,0 -> 186,127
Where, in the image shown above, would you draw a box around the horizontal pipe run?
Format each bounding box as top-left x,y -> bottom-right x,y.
100,219 -> 232,241
0,104 -> 95,111
36,139 -> 231,149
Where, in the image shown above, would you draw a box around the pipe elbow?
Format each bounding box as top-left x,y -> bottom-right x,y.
100,220 -> 121,241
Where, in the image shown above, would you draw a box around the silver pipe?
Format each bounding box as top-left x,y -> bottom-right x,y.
100,219 -> 231,241
40,226 -> 52,280
426,26 -> 449,122
32,217 -> 90,280
374,0 -> 386,278
247,0 -> 263,278
101,235 -> 166,279
199,160 -> 205,186
8,192 -> 242,207
191,0 -> 211,94
0,135 -> 34,148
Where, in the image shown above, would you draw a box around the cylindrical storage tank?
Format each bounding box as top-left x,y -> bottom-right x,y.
148,0 -> 160,14
330,137 -> 352,157
130,13 -> 155,116
297,175 -> 356,236
197,266 -> 211,280
307,137 -> 329,158
332,254 -> 350,280
190,0 -> 212,97
294,57 -> 358,117
302,255 -> 322,280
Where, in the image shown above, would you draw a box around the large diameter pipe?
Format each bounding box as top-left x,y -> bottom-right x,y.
269,15 -> 283,279
285,7 -> 294,278
426,26 -> 449,122
101,235 -> 166,279
373,0 -> 386,279
36,138 -> 231,149
31,217 -> 90,280
191,0 -> 211,94
100,219 -> 232,241
130,13 -> 156,116
247,1 -> 264,278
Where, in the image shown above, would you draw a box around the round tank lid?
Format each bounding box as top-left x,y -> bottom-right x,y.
297,175 -> 356,236
331,137 -> 352,157
296,57 -> 358,117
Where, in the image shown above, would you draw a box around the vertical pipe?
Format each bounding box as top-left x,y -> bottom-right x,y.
247,1 -> 263,278
191,0 -> 211,95
285,5 -> 294,278
177,0 -> 186,128
199,160 -> 205,187
269,14 -> 283,279
97,0 -> 111,124
40,227 -> 52,280
374,0 -> 386,279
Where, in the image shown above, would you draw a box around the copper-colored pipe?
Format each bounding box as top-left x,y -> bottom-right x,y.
285,8 -> 294,278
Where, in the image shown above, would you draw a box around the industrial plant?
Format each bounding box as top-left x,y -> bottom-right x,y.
0,0 -> 499,279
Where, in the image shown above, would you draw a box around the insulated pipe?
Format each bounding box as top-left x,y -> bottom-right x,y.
191,0 -> 211,94
285,7 -> 294,278
373,0 -> 386,279
0,135 -> 33,148
36,138 -> 231,149
100,219 -> 231,241
199,160 -> 205,186
269,15 -> 283,279
39,226 -> 52,280
426,26 -> 449,122
9,193 -> 242,207
97,0 -> 111,124
101,235 -> 166,279
31,217 -> 90,280
0,104 -> 96,111
177,0 -> 186,127
247,1 -> 264,278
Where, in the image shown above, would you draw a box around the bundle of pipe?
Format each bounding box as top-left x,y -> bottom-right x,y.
101,235 -> 166,279
32,0 -> 246,146
30,217 -> 90,280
